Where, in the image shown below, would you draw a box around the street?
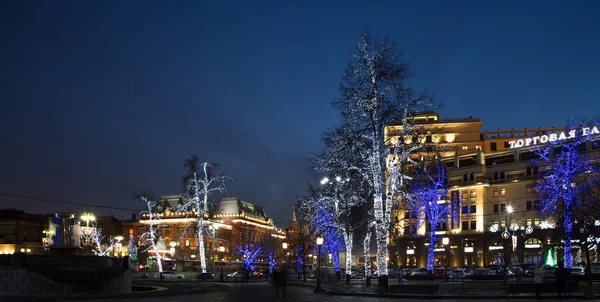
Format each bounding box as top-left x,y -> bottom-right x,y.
69,282 -> 580,302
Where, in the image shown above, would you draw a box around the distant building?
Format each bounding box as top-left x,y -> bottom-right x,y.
0,209 -> 48,255
123,196 -> 286,271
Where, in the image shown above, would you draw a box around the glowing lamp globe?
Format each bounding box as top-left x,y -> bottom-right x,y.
442,237 -> 449,246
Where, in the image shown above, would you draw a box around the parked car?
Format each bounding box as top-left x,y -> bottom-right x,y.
449,269 -> 466,279
570,266 -> 585,276
196,272 -> 217,280
508,266 -> 524,277
252,269 -> 267,278
542,266 -> 556,280
131,269 -> 148,279
226,271 -> 246,280
524,266 -> 536,277
155,271 -> 185,279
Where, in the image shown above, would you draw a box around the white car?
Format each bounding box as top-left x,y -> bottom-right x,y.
155,271 -> 185,279
570,266 -> 585,276
226,271 -> 246,280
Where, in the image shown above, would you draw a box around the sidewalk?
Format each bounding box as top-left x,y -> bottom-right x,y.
288,279 -> 598,299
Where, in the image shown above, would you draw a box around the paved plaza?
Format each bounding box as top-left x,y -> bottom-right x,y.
68,282 -> 587,302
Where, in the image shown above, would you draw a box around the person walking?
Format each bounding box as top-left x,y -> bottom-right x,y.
534,262 -> 544,300
273,267 -> 287,298
554,262 -> 569,299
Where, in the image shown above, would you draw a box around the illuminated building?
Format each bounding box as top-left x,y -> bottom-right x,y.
386,112 -> 600,268
123,196 -> 286,271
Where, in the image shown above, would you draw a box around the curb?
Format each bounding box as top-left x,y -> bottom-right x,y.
324,291 -> 593,300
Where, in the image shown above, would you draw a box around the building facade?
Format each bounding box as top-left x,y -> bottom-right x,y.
387,113 -> 599,268
123,196 -> 286,272
0,209 -> 48,256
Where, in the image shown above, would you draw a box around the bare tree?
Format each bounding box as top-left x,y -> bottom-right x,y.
179,154 -> 230,273
332,32 -> 436,287
135,192 -> 164,274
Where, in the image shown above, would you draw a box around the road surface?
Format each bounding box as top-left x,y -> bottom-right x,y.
67,282 -> 576,302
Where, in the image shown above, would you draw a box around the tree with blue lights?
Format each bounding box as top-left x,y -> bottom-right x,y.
234,243 -> 262,278
532,122 -> 599,268
267,248 -> 276,275
407,161 -> 454,272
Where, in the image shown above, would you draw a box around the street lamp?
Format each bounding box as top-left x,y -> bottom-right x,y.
442,237 -> 449,282
80,213 -> 96,227
219,244 -> 225,282
314,236 -> 325,293
282,241 -> 288,250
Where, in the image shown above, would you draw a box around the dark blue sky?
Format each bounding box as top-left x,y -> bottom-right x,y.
1,1 -> 599,224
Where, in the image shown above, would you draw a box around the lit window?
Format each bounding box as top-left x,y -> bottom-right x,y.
185,240 -> 190,247
462,191 -> 468,199
527,219 -> 532,226
493,189 -> 499,198
526,185 -> 532,194
501,221 -> 506,228
470,190 -> 476,198
500,188 -> 506,197
534,218 -> 540,226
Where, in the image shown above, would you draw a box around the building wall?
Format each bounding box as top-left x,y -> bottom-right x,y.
386,113 -> 597,268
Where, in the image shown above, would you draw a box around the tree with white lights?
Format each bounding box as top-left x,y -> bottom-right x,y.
179,154 -> 230,273
532,122 -> 598,268
487,204 -> 527,284
331,32 -> 436,287
89,228 -> 118,256
135,192 -> 164,273
313,127 -> 374,283
406,161 -> 454,272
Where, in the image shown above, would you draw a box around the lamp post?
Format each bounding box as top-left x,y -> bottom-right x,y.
219,244 -> 225,282
314,236 -> 325,293
169,241 -> 176,258
443,237 -> 449,282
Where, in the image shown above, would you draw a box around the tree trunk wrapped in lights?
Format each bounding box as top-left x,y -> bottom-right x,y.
329,32 -> 437,287
407,161 -> 454,272
179,155 -> 230,273
136,193 -> 164,274
234,243 -> 262,277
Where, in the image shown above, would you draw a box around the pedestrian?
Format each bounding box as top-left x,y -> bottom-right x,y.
554,262 -> 569,299
273,267 -> 287,298
534,262 -> 544,300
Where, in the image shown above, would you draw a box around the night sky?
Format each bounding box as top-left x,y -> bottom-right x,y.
1,1 -> 599,225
